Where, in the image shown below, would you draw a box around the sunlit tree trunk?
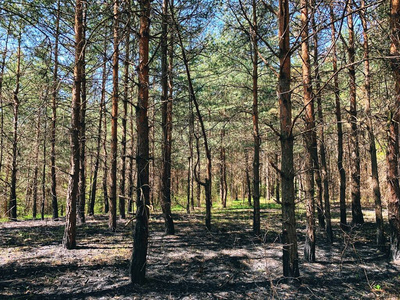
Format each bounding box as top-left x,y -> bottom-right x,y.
301,0 -> 316,262
78,4 -> 87,224
109,0 -> 119,231
119,0 -> 131,220
347,0 -> 364,225
251,0 -> 260,236
51,0 -> 61,220
360,0 -> 384,246
312,0 -> 331,242
330,2 -> 347,229
131,0 -> 151,284
279,0 -> 299,277
63,0 -> 84,249
160,0 -> 175,234
9,30 -> 21,221
89,37 -> 108,216
387,0 -> 400,260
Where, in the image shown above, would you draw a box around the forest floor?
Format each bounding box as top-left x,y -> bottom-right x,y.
1,205 -> 400,299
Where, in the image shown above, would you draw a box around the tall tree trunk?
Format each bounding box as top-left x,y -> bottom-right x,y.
120,1 -> 131,220
245,150 -> 252,206
279,0 -> 299,277
347,0 -> 364,225
9,30 -> 21,221
109,0 -> 119,231
160,0 -> 175,234
89,38 -> 108,216
51,0 -> 61,220
33,110 -> 42,220
251,0 -> 261,236
220,129 -> 227,208
130,0 -> 151,284
330,2 -> 347,229
387,0 -> 400,260
41,102 -> 48,221
301,0 -> 316,262
312,1 -> 332,242
360,0 -> 384,247
127,99 -> 135,213
0,19 -> 11,176
63,0 -> 84,249
78,5 -> 87,224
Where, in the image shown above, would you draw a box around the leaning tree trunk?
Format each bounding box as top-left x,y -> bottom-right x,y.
172,3 -> 213,230
63,0 -> 84,249
347,0 -> 364,225
330,2 -> 347,229
131,0 -> 151,284
301,0 -> 316,262
109,0 -> 119,231
9,31 -> 21,221
387,0 -> 400,260
160,0 -> 175,234
279,0 -> 299,278
360,0 -> 384,247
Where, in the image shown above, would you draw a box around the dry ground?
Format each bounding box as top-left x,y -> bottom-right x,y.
1,207 -> 400,299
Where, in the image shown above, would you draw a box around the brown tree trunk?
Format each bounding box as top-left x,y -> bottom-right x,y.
89,37 -> 108,216
279,0 -> 299,277
131,0 -> 151,284
245,150 -> 252,206
33,110 -> 41,220
330,3 -> 347,229
312,1 -> 332,242
251,0 -> 260,236
119,1 -> 131,220
388,0 -> 400,260
301,0 -> 316,262
63,0 -> 84,249
160,0 -> 175,234
9,31 -> 21,221
360,0 -> 384,247
41,103 -> 48,221
51,0 -> 60,220
220,129 -> 227,209
347,0 -> 364,225
78,5 -> 87,224
109,0 -> 119,231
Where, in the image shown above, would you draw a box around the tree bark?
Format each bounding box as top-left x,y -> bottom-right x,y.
131,0 -> 151,284
78,4 -> 87,224
120,1 -> 131,220
347,0 -> 364,225
330,2 -> 347,229
63,0 -> 84,249
388,0 -> 400,260
109,0 -> 119,231
312,1 -> 332,242
160,0 -> 175,234
360,0 -> 384,247
251,0 -> 260,236
33,110 -> 41,220
51,0 -> 61,220
9,30 -> 21,221
89,37 -> 108,216
301,0 -> 316,262
279,0 -> 299,277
